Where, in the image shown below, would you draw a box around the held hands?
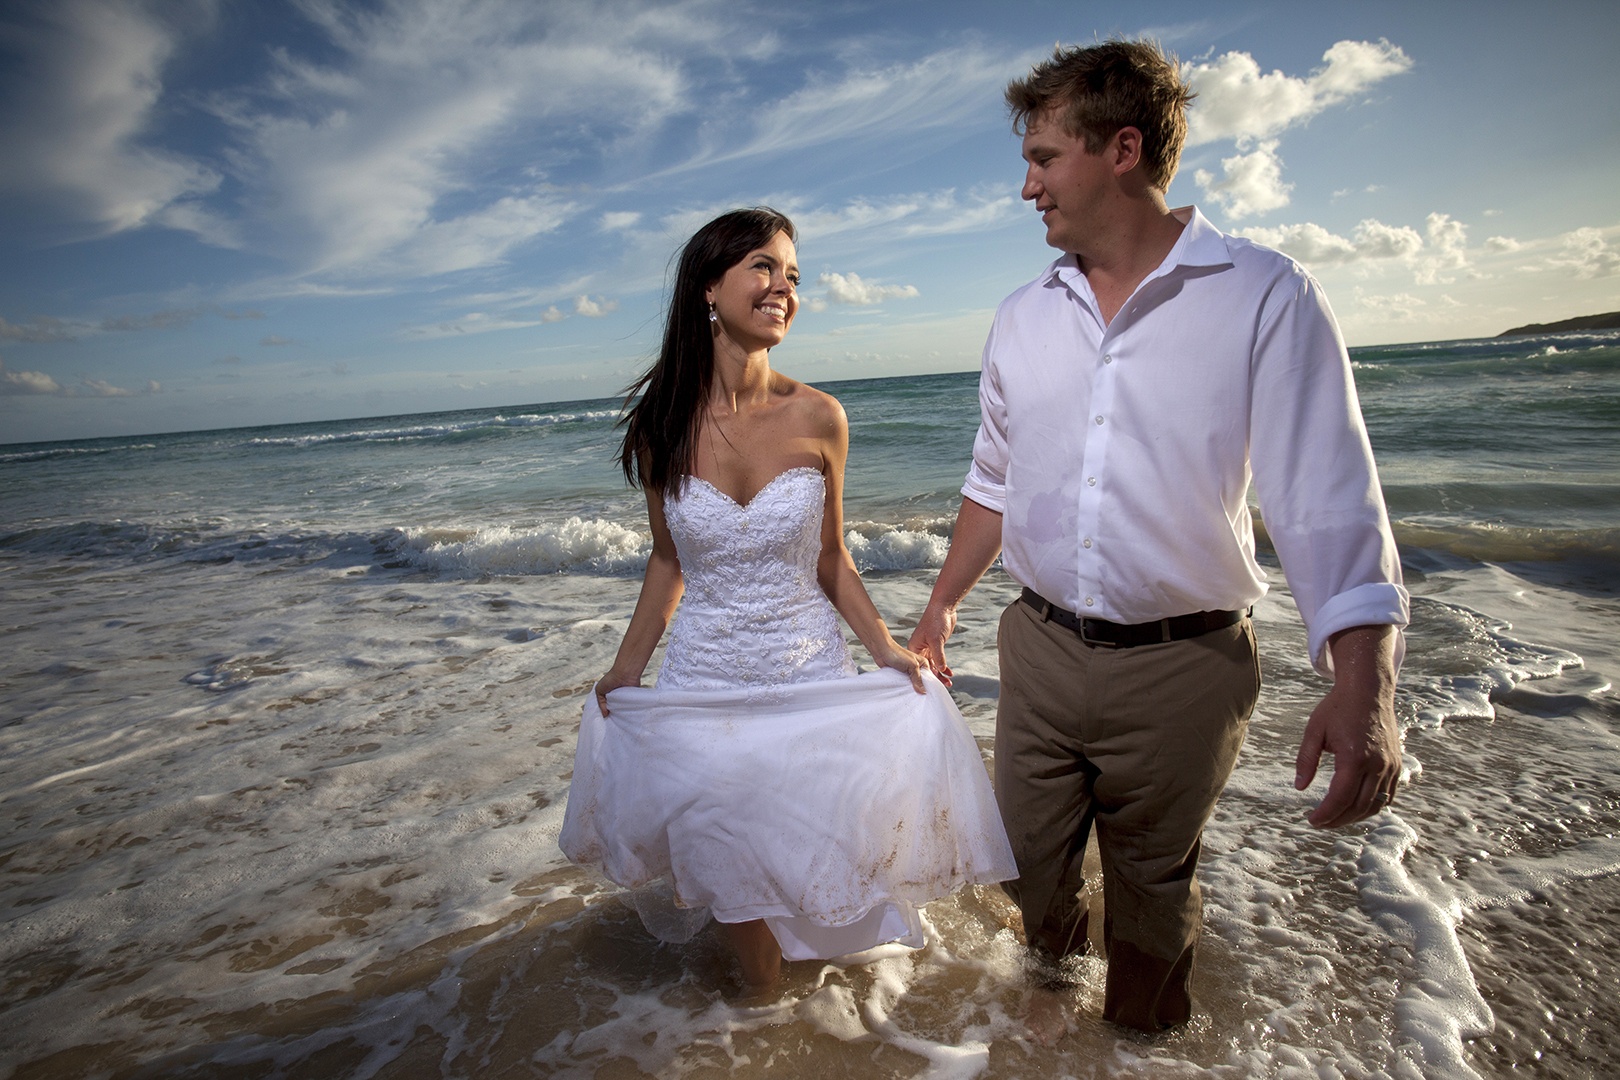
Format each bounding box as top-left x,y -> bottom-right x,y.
872,638 -> 933,695
905,602 -> 957,687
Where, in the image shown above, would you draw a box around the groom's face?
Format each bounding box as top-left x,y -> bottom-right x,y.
1019,109 -> 1113,255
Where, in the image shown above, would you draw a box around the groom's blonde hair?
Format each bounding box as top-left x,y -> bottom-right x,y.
1006,39 -> 1194,192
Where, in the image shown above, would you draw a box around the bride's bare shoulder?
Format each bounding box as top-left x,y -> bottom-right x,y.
772,375 -> 845,431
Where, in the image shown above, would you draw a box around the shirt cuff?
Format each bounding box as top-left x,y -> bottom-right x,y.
1308,582 -> 1411,677
959,470 -> 1006,515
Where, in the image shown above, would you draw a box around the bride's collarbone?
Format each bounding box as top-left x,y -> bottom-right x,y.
695,422 -> 823,504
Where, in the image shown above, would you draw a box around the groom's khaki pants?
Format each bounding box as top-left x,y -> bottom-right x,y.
994,598 -> 1260,1032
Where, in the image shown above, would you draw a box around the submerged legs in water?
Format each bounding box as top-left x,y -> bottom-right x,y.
720,918 -> 782,994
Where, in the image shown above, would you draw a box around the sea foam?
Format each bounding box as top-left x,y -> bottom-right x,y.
389,519 -> 651,575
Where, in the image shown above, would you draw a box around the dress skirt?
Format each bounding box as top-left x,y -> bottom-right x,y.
558,668 -> 1016,960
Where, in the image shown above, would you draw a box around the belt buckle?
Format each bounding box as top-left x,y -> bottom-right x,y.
1077,618 -> 1117,648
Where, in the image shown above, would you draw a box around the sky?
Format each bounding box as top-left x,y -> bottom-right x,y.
1,0 -> 1617,444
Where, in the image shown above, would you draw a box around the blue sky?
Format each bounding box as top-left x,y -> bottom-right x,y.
2,0 -> 1617,444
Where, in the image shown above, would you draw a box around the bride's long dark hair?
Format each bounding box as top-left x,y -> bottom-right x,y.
618,207 -> 797,496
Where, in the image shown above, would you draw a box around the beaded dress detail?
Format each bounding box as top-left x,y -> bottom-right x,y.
657,467 -> 855,695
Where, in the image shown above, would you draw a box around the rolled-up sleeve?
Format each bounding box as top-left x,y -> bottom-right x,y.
961,311 -> 1010,514
1248,270 -> 1410,675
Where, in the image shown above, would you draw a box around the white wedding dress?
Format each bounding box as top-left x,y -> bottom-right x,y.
559,466 -> 1015,960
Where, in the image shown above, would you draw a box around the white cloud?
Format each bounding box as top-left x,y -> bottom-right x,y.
1416,212 -> 1469,284
600,211 -> 641,231
1185,41 -> 1412,220
1236,221 -> 1355,263
0,359 -> 64,395
574,295 -> 618,317
1184,39 -> 1412,146
1352,219 -> 1426,260
1551,227 -> 1620,279
818,272 -> 919,306
541,306 -> 567,323
0,358 -> 156,397
1256,215 -> 1619,288
0,0 -> 221,236
1195,139 -> 1292,219
1236,218 -> 1422,266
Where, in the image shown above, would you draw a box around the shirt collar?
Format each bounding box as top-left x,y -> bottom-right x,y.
1044,204 -> 1233,288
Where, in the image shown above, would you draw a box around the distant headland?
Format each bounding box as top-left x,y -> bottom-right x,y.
1498,311 -> 1620,337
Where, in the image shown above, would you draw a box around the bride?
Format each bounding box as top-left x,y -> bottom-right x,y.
559,207 -> 1014,994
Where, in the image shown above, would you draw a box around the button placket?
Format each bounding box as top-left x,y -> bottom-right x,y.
1074,339 -> 1118,615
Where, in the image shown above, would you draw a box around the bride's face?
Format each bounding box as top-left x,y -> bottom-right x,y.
704,230 -> 799,352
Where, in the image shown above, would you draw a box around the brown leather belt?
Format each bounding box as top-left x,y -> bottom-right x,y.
1019,588 -> 1246,648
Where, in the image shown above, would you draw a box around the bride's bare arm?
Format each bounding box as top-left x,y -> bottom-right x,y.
811,396 -> 929,694
596,484 -> 683,715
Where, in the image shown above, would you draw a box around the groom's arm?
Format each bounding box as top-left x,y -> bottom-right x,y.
908,496 -> 1003,683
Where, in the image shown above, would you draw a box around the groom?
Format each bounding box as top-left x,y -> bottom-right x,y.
910,39 -> 1409,1033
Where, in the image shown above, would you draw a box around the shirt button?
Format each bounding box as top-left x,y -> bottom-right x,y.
1083,537 -> 1093,549
1084,596 -> 1095,607
1094,415 -> 1104,425
1102,354 -> 1113,364
1087,476 -> 1097,487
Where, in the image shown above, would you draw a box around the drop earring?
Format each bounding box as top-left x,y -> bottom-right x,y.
707,302 -> 718,324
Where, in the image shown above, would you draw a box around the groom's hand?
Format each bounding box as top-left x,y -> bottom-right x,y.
1294,625 -> 1401,827
907,603 -> 957,686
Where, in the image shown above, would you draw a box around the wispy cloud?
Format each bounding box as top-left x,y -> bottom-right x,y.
669,44 -> 1022,173
99,307 -> 207,332
0,0 -> 222,236
1352,288 -> 1427,321
1,305 -> 259,342
207,0 -> 761,279
403,311 -> 556,340
788,189 -> 1020,243
0,315 -> 78,343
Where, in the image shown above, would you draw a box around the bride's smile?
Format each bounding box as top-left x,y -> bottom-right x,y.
705,229 -> 799,353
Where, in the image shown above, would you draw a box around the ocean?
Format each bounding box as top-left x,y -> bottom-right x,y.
2,328 -> 1618,1079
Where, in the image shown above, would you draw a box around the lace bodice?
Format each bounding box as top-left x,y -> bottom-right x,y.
656,466 -> 856,692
